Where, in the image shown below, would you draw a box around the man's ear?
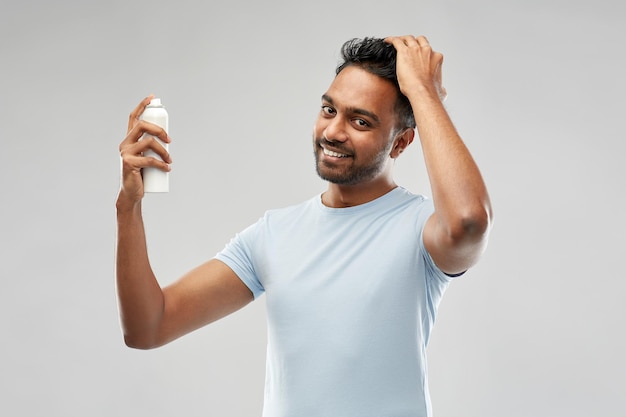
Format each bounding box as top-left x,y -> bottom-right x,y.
390,128 -> 415,159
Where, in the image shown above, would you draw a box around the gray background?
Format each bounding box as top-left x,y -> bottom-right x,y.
1,0 -> 624,416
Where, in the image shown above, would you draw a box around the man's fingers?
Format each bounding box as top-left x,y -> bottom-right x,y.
415,35 -> 430,47
121,135 -> 172,163
127,95 -> 155,133
121,153 -> 171,177
384,36 -> 405,48
120,120 -> 171,150
386,35 -> 430,49
142,136 -> 173,164
385,35 -> 414,48
141,154 -> 172,171
120,96 -> 173,175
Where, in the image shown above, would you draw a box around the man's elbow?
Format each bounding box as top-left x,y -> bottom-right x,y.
448,204 -> 493,243
123,332 -> 162,350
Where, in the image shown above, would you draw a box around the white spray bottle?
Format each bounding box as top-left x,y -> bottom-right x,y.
140,98 -> 169,192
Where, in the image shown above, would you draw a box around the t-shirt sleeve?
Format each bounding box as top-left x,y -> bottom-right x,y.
415,198 -> 453,323
416,198 -> 454,286
214,218 -> 266,299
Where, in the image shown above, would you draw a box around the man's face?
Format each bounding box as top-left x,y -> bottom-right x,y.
313,66 -> 400,185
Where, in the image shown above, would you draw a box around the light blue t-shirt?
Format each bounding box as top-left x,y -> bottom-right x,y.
215,187 -> 453,417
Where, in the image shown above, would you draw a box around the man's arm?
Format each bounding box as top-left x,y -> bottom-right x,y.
386,35 -> 493,275
116,96 -> 253,349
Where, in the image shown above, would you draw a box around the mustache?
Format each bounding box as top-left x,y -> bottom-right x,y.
316,137 -> 353,155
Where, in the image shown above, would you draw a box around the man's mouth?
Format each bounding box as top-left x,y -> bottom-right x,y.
321,144 -> 350,158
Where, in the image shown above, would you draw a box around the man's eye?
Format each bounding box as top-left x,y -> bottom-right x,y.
321,105 -> 335,115
354,118 -> 369,127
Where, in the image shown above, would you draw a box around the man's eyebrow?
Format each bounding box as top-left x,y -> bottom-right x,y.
321,94 -> 381,125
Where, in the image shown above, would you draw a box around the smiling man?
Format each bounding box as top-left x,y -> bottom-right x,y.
116,35 -> 493,417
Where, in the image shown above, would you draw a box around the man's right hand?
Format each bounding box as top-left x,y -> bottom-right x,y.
117,95 -> 172,207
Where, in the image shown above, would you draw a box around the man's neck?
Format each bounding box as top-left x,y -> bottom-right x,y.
321,178 -> 398,208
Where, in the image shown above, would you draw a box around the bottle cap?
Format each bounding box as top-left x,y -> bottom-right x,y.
148,98 -> 162,107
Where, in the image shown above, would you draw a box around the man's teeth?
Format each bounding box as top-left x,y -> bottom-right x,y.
323,147 -> 348,158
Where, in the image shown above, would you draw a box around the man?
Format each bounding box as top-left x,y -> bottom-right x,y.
116,35 -> 492,416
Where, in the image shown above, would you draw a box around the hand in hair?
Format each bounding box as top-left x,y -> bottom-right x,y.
384,35 -> 447,102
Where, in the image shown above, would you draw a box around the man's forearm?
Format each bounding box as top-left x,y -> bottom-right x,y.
410,89 -> 492,240
115,198 -> 165,348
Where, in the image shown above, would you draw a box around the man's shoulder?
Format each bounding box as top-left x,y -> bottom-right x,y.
259,194 -> 320,225
372,186 -> 431,216
259,187 -> 431,224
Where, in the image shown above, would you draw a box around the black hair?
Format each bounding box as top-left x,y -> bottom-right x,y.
336,37 -> 416,129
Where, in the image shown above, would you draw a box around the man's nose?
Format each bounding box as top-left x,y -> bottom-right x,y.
323,116 -> 348,143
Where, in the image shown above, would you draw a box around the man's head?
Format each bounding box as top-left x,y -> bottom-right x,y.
336,37 -> 416,130
312,37 -> 415,187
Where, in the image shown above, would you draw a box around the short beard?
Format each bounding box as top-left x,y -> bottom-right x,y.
313,138 -> 390,185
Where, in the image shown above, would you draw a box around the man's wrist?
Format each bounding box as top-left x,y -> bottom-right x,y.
116,191 -> 142,214
403,82 -> 440,103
